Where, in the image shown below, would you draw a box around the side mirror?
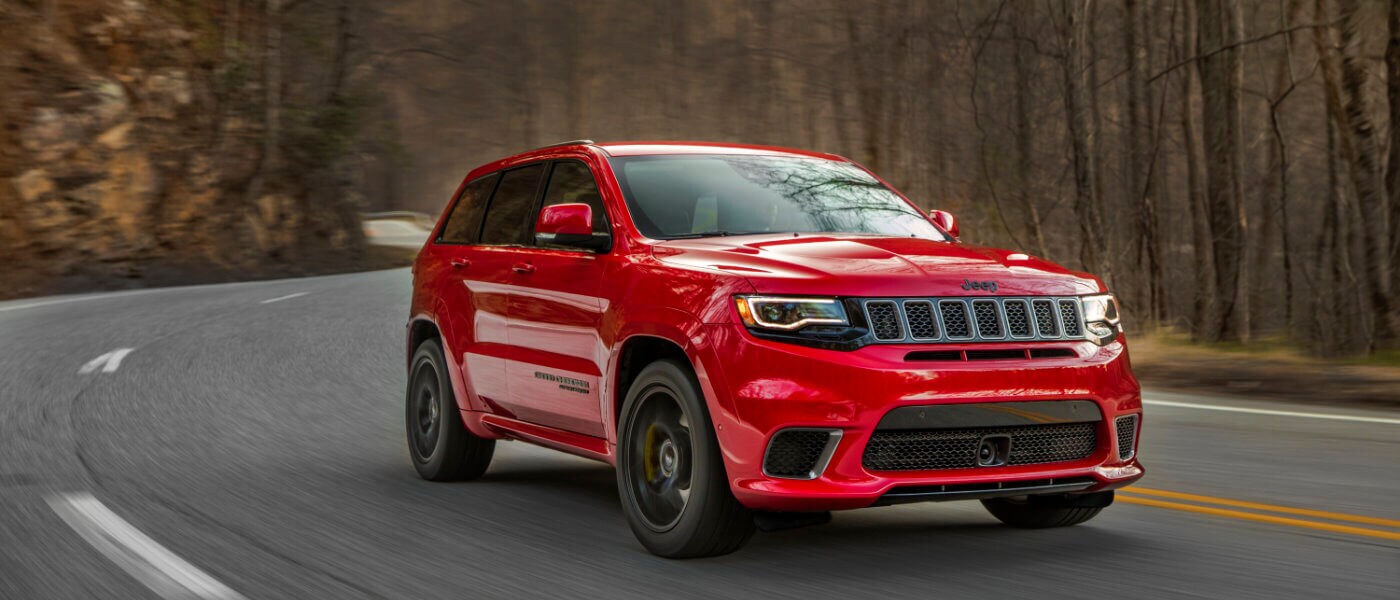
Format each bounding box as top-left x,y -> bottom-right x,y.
930,210 -> 960,238
535,203 -> 609,251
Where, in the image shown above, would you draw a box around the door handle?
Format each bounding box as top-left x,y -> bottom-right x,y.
511,263 -> 536,275
450,258 -> 471,269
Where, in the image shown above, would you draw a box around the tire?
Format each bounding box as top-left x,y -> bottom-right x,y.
406,339 -> 494,481
981,491 -> 1112,528
616,359 -> 755,558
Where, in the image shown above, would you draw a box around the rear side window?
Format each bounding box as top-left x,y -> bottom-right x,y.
539,161 -> 609,237
438,174 -> 498,244
480,163 -> 546,246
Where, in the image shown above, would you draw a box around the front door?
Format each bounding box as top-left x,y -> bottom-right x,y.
502,159 -> 612,438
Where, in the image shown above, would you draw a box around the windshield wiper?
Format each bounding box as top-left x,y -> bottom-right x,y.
663,230 -> 761,239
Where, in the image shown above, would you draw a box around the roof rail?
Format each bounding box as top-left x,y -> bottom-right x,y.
537,139 -> 595,150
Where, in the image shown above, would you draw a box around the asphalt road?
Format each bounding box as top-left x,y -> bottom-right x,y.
1,268 -> 1396,599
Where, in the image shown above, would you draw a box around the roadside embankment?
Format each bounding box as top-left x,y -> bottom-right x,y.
1131,333 -> 1400,411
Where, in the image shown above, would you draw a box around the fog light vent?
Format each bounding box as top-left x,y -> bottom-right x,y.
1115,414 -> 1139,461
763,429 -> 841,479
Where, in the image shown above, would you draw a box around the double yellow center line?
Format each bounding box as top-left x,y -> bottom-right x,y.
1117,488 -> 1400,541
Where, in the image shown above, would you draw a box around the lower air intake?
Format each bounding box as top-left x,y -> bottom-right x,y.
863,423 -> 1098,471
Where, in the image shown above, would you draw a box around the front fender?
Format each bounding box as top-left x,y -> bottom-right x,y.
604,307 -> 749,476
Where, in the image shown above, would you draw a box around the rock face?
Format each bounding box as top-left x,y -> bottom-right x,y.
0,0 -> 364,298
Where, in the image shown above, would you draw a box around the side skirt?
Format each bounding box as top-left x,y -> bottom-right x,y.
469,411 -> 615,465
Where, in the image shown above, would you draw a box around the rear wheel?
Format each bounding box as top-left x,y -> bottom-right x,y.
981,491 -> 1112,528
617,359 -> 754,558
407,339 -> 494,481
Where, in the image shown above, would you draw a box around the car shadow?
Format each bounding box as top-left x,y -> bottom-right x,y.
477,462 -> 620,508
450,457 -> 1150,576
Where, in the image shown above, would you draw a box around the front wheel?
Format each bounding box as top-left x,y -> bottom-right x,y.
406,339 -> 494,481
981,491 -> 1112,528
617,359 -> 754,558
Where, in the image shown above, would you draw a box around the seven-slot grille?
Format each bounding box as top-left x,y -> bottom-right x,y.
1115,414 -> 1139,460
862,297 -> 1087,343
862,422 -> 1098,471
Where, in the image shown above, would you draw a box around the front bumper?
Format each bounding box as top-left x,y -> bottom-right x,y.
699,324 -> 1144,512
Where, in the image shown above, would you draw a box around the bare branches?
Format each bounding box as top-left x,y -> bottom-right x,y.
1147,20 -> 1336,83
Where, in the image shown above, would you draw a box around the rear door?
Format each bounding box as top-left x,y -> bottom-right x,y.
464,162 -> 549,417
502,159 -> 612,438
426,173 -> 503,411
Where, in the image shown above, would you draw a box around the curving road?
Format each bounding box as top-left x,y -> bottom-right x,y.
1,268 -> 1397,599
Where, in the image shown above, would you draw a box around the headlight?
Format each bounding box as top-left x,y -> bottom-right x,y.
1081,293 -> 1121,345
735,296 -> 848,331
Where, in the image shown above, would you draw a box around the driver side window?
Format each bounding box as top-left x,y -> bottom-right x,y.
536,161 -> 610,248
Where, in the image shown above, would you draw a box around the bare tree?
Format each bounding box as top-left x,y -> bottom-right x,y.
1386,0 -> 1400,299
1331,0 -> 1399,345
1178,0 -> 1217,339
1059,0 -> 1108,276
1195,0 -> 1249,342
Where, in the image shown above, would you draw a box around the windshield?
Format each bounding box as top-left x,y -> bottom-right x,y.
608,154 -> 949,241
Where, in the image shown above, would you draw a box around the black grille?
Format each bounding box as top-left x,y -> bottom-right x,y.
1115,415 -> 1138,460
866,301 -> 902,341
863,422 -> 1098,471
860,297 -> 1083,343
940,301 -> 972,338
1005,300 -> 1032,337
1058,300 -> 1082,336
904,301 -> 939,339
764,429 -> 834,478
1033,299 -> 1060,337
972,300 -> 1002,337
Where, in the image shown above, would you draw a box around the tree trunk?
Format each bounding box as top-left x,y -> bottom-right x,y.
1260,0 -> 1302,333
846,7 -> 886,173
1195,0 -> 1248,342
1335,0 -> 1399,345
1181,0 -> 1215,340
1062,0 -> 1107,276
1313,0 -> 1382,353
1386,0 -> 1400,307
1126,0 -> 1163,321
1013,14 -> 1049,258
324,0 -> 352,105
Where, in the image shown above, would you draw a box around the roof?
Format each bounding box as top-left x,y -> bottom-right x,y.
590,141 -> 847,161
462,140 -> 852,182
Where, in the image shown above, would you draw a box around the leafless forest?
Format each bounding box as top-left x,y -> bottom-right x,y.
6,0 -> 1400,357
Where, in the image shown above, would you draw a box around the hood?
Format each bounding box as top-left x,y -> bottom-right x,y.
651,233 -> 1103,297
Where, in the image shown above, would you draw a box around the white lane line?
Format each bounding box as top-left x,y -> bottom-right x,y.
1143,399 -> 1400,425
47,493 -> 246,600
79,348 -> 135,374
0,288 -> 173,314
259,291 -> 308,304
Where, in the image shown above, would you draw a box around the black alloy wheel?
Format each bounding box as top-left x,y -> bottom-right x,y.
617,359 -> 754,558
406,339 -> 494,481
625,386 -> 694,531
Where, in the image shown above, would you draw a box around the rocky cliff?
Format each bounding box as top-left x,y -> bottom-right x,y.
1,0 -> 367,298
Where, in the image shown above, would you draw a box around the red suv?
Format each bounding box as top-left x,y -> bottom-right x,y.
406,141 -> 1143,557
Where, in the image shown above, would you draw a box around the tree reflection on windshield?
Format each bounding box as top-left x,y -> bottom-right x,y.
610,154 -> 948,241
